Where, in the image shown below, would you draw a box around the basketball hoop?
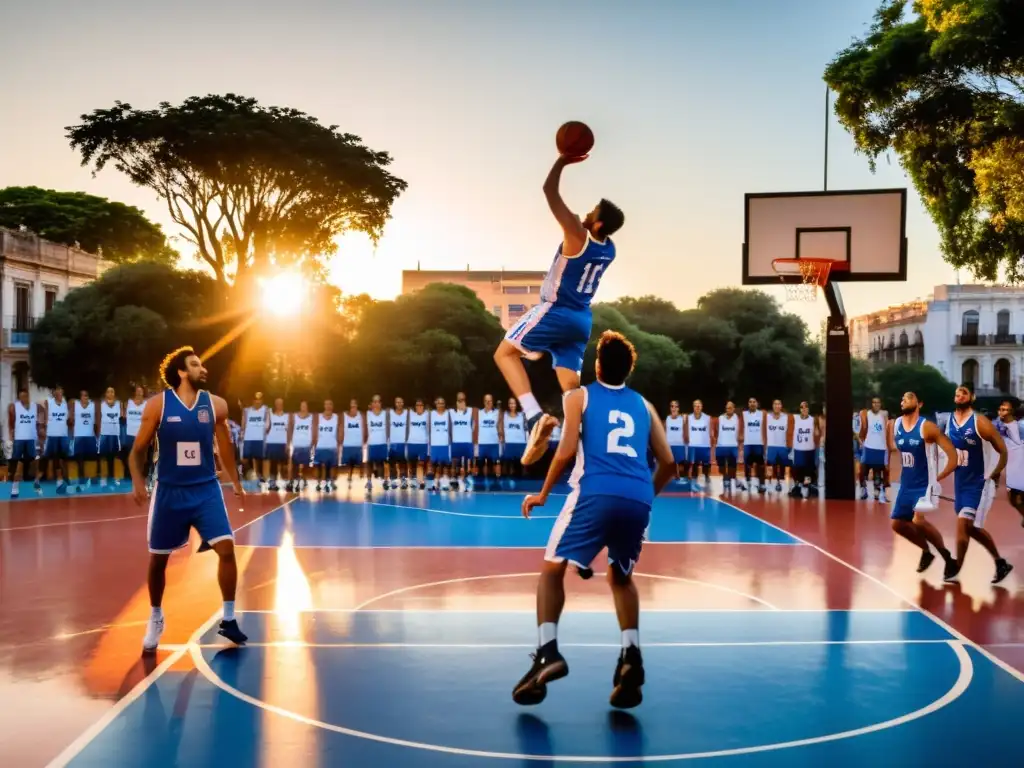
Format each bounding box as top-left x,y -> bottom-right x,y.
772,258 -> 833,302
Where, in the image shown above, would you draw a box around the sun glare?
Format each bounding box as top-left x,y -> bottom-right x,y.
260,273 -> 306,317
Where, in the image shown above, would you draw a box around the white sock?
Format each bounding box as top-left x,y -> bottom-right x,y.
223,601 -> 235,621
622,629 -> 639,648
151,606 -> 163,620
520,393 -> 542,420
538,622 -> 557,647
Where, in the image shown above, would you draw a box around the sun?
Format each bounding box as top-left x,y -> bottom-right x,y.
260,272 -> 306,317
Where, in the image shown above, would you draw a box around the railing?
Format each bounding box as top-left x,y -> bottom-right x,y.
3,316 -> 35,347
991,333 -> 1018,345
956,334 -> 982,346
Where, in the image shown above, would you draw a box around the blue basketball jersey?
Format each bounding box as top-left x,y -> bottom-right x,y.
894,416 -> 929,492
539,235 -> 615,312
946,412 -> 986,490
156,389 -> 217,486
573,382 -> 653,504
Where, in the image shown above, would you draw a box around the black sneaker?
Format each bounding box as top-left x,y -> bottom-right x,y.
807,485 -> 819,498
993,559 -> 1014,585
610,646 -> 645,709
218,619 -> 248,645
916,549 -> 935,573
577,566 -> 594,580
943,558 -> 961,583
788,485 -> 803,499
512,641 -> 568,706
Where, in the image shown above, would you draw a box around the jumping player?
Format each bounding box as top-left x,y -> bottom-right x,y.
859,397 -> 889,501
514,331 -> 675,709
495,153 -> 625,466
888,391 -> 955,574
714,402 -> 740,494
996,400 -> 1024,527
132,346 -> 246,653
943,385 -> 1013,584
741,398 -> 766,493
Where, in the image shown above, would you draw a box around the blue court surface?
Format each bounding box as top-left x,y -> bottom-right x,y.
54,492 -> 1024,766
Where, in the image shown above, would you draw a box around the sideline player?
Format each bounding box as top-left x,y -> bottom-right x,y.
494,153 -> 625,466
98,387 -> 122,489
665,401 -> 687,480
450,392 -> 475,492
765,400 -> 790,493
429,396 -> 453,492
789,402 -> 819,498
387,396 -> 409,490
514,331 -> 675,709
241,393 -> 267,487
7,388 -> 40,498
366,395 -> 388,494
476,394 -> 502,487
741,398 -> 766,492
131,346 -> 246,652
502,398 -> 527,479
996,400 -> 1024,527
714,401 -> 740,494
264,397 -> 290,491
944,385 -> 1013,584
341,399 -> 365,487
859,397 -> 889,501
288,400 -> 314,492
72,389 -> 98,491
123,386 -> 149,486
40,385 -> 70,493
687,400 -> 712,490
407,399 -> 430,489
315,399 -> 339,492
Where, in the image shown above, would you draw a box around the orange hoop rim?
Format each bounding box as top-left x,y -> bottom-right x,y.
772,257 -> 835,287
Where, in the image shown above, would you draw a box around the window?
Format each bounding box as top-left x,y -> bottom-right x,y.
997,309 -> 1011,336
962,359 -> 978,388
503,286 -> 530,295
995,359 -> 1012,393
14,283 -> 30,330
898,331 -> 908,347
44,287 -> 58,313
491,305 -> 502,319
507,303 -> 528,321
962,310 -> 979,338
914,330 -> 924,345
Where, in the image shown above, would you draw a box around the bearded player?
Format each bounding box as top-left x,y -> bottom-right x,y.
495,151 -> 625,466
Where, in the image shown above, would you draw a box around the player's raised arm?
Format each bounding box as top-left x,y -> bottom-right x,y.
543,157 -> 588,256
212,394 -> 243,493
647,401 -> 676,495
976,414 -> 1008,481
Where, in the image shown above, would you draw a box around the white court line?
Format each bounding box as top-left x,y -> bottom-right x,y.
235,540 -> 800,550
370,500 -> 559,519
0,513 -> 148,532
190,639 -> 972,762
194,639 -> 951,650
716,496 -> 1024,685
231,607 -> 916,614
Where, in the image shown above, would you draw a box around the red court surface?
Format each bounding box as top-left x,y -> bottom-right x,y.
1,484 -> 1021,766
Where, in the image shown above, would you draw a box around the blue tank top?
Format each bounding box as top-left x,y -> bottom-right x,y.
894,416 -> 929,492
574,382 -> 653,504
946,411 -> 986,490
539,235 -> 615,312
156,389 -> 217,487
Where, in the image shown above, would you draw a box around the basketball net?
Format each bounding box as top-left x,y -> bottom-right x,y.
772,258 -> 832,303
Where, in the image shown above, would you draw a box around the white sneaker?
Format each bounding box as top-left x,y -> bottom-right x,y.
142,615 -> 165,653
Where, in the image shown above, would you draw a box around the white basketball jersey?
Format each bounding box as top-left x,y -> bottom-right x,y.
367,409 -> 387,446
292,414 -> 314,448
744,410 -> 764,446
47,398 -> 69,438
407,411 -> 429,444
100,400 -> 121,436
430,410 -> 451,445
687,413 -> 711,448
73,401 -> 95,438
389,409 -> 408,444
794,415 -> 815,451
1001,419 -> 1024,491
14,401 -> 37,441
766,413 -> 788,447
864,410 -> 888,451
126,399 -> 145,437
266,412 -> 289,444
317,413 -> 338,449
665,415 -> 684,446
342,412 -> 363,447
451,408 -> 473,444
504,412 -> 526,444
243,405 -> 267,442
717,414 -> 739,447
478,409 -> 500,445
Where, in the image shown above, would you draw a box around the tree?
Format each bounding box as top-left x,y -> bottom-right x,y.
67,94 -> 408,286
0,186 -> 177,264
875,363 -> 956,416
825,0 -> 1024,280
851,357 -> 876,410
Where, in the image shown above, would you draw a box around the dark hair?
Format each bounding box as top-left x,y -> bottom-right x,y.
18,388 -> 28,396
160,346 -> 197,389
959,382 -> 975,395
596,330 -> 637,386
597,199 -> 625,238
1000,399 -> 1015,408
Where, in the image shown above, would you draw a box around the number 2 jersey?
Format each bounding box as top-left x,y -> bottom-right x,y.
540,233 -> 615,312
570,381 -> 653,505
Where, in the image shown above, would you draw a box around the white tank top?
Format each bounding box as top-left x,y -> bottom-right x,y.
100,400 -> 121,436
504,412 -> 526,444
717,414 -> 739,447
1002,419 -> 1024,491
292,413 -> 314,448
687,413 -> 711,448
430,411 -> 451,444
47,398 -> 69,438
451,408 -> 473,444
266,412 -> 289,444
794,415 -> 815,451
766,413 -> 788,447
478,409 -> 500,445
342,412 -> 364,447
243,406 -> 267,442
366,410 -> 387,446
744,410 -> 764,446
549,425 -> 562,444
665,415 -> 684,446
74,401 -> 95,438
126,399 -> 145,437
389,409 -> 408,444
317,413 -> 338,449
864,410 -> 888,451
14,401 -> 37,441
408,411 -> 429,444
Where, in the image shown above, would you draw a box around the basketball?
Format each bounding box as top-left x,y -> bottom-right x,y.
556,121 -> 594,157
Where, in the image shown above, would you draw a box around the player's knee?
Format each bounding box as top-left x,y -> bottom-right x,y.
212,539 -> 235,558
607,565 -> 632,587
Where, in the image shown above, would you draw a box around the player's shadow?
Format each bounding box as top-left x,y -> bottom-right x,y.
606,710 -> 645,757
514,713 -> 554,767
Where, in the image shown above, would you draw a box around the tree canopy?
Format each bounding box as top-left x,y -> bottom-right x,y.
67,94 -> 408,286
0,186 -> 176,264
825,0 -> 1024,280
875,362 -> 957,416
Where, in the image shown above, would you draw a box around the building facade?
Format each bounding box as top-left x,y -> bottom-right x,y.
401,268 -> 547,329
0,227 -> 110,417
849,284 -> 1024,396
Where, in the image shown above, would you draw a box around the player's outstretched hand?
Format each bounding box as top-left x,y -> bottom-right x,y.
559,153 -> 588,165
522,493 -> 547,519
131,482 -> 148,507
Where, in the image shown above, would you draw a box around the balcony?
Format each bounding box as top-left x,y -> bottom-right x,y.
991,333 -> 1019,346
4,316 -> 35,348
956,334 -> 983,346
956,333 -> 1020,346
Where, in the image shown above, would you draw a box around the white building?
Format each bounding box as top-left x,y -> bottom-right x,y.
0,226 -> 110,418
849,284 -> 1024,396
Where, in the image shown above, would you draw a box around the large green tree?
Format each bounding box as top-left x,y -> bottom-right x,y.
875,363 -> 956,415
0,186 -> 176,264
826,0 -> 1024,280
67,94 -> 407,286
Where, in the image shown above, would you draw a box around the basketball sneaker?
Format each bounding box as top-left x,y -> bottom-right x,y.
993,559 -> 1014,585
522,414 -> 558,466
916,549 -> 935,573
218,619 -> 248,646
512,641 -> 568,705
142,615 -> 165,654
610,645 -> 645,709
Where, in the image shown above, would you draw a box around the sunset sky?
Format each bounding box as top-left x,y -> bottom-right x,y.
0,0 -> 962,332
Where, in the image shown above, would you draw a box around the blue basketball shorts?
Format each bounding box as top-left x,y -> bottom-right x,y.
861,447 -> 887,468
478,443 -> 500,462
314,448 -> 337,468
265,443 -> 287,462
545,490 -> 651,575
11,439 -> 36,462
341,446 -> 363,466
766,446 -> 789,466
955,481 -> 994,527
892,486 -> 928,521
504,301 -> 591,374
451,443 -> 473,462
291,446 -> 312,466
716,446 -> 739,464
502,443 -> 525,461
670,445 -> 687,464
689,446 -> 711,465
430,445 -> 451,465
793,449 -> 817,469
367,444 -> 388,462
148,479 -> 233,554
98,435 -> 120,456
44,436 -> 71,459
388,444 -> 407,462
73,437 -> 97,458
407,443 -> 428,463
243,440 -> 264,461
743,445 -> 764,465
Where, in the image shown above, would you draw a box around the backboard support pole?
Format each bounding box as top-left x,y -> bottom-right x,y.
823,282 -> 854,500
